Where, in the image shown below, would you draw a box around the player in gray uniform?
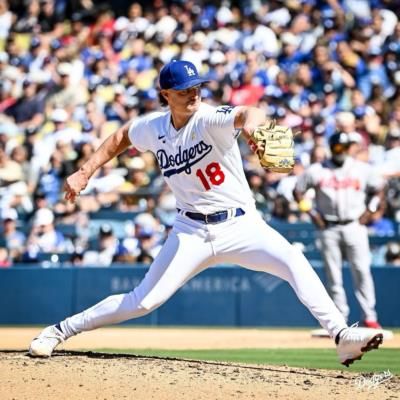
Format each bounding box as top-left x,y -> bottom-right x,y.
294,132 -> 385,328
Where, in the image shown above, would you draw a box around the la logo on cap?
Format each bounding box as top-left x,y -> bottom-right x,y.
159,60 -> 210,90
184,65 -> 196,76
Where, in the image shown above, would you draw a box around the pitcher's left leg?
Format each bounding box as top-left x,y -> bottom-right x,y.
60,230 -> 213,337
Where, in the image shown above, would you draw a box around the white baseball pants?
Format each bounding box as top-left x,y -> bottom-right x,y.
61,208 -> 347,338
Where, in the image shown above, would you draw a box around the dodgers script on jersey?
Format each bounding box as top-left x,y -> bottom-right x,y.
128,103 -> 255,214
296,157 -> 384,221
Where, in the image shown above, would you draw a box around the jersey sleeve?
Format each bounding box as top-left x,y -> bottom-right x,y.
295,165 -> 319,192
127,116 -> 154,152
366,163 -> 385,192
200,105 -> 241,150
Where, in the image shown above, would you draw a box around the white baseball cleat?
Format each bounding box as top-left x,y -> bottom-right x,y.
29,325 -> 66,357
336,325 -> 383,367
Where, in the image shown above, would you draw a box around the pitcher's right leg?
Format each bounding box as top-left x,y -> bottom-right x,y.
216,211 -> 383,367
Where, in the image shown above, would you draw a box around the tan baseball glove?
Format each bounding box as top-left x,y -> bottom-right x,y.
249,120 -> 295,173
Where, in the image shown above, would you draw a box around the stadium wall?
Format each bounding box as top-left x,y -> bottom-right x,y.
0,265 -> 399,327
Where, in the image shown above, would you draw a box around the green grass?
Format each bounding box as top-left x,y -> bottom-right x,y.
92,348 -> 400,375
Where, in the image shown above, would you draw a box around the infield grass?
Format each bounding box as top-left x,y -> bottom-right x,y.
95,348 -> 400,375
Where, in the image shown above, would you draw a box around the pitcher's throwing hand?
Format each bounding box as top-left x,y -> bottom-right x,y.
64,169 -> 89,203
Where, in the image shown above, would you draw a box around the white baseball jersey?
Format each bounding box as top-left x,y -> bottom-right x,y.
295,157 -> 384,221
128,103 -> 255,214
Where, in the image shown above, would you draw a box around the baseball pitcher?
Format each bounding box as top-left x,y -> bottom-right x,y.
29,60 -> 383,367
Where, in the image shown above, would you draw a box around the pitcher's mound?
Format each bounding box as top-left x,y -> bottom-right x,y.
1,350 -> 399,400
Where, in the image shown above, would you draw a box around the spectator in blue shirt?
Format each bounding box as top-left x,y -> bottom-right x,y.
4,79 -> 45,129
1,208 -> 26,262
36,150 -> 65,206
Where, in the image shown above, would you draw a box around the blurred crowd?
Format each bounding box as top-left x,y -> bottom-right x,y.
1,0 -> 400,267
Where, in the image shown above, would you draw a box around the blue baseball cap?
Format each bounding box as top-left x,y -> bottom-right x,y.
159,60 -> 210,90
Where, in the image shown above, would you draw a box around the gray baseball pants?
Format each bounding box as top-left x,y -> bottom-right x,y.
319,221 -> 378,322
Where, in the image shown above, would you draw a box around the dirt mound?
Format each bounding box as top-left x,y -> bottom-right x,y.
1,350 -> 398,400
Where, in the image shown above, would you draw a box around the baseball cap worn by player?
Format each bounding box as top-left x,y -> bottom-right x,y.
329,132 -> 350,153
159,60 -> 210,90
329,132 -> 350,166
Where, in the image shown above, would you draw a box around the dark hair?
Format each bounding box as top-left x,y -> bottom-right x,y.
157,83 -> 206,107
158,90 -> 168,107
